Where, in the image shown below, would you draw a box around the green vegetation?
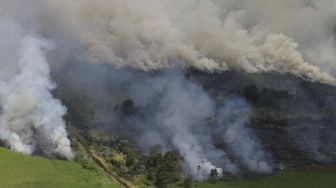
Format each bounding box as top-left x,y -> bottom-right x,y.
83,129 -> 336,188
0,147 -> 119,188
175,166 -> 336,188
145,151 -> 183,188
87,129 -> 184,187
3,142 -> 336,188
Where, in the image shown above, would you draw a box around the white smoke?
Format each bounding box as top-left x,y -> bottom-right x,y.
33,0 -> 336,85
0,20 -> 73,159
131,70 -> 230,180
216,99 -> 273,174
101,69 -> 272,179
1,0 -> 336,83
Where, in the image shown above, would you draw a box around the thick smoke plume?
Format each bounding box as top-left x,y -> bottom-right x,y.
1,0 -> 335,83
0,0 -> 336,179
41,0 -> 336,85
0,20 -> 73,159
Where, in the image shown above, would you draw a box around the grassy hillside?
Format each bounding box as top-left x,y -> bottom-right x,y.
2,142 -> 336,188
0,147 -> 119,188
175,166 -> 336,188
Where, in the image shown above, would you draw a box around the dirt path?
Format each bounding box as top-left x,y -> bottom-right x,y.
73,135 -> 137,188
89,149 -> 138,188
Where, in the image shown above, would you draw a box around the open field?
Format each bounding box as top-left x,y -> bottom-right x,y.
0,147 -> 119,188
175,165 -> 336,188
2,145 -> 336,188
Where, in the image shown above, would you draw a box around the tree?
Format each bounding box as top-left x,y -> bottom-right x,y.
145,151 -> 183,187
156,151 -> 183,187
118,139 -> 129,153
121,99 -> 136,116
183,177 -> 192,188
145,151 -> 163,181
243,84 -> 259,104
210,169 -> 219,181
125,149 -> 138,167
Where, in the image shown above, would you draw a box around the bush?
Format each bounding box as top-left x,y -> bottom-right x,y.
145,151 -> 183,187
210,169 -> 219,181
183,177 -> 192,188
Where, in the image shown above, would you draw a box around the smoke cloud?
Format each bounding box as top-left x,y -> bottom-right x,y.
38,0 -> 336,85
0,0 -> 335,83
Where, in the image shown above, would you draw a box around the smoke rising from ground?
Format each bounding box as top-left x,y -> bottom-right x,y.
0,20 -> 73,159
216,99 -> 273,174
57,64 -> 273,179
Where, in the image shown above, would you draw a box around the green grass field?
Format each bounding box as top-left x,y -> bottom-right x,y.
2,146 -> 336,188
0,147 -> 119,188
175,165 -> 336,188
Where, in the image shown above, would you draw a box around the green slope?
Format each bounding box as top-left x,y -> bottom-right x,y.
3,145 -> 336,188
176,166 -> 336,188
0,147 -> 119,188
